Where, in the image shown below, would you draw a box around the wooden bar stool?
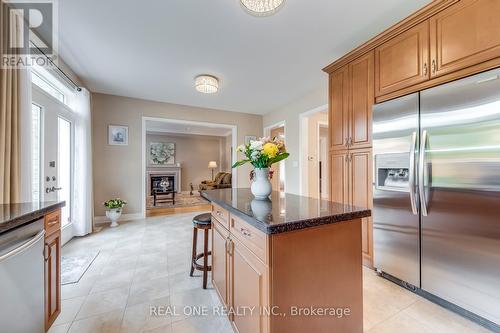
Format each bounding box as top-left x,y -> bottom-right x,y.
189,213 -> 212,289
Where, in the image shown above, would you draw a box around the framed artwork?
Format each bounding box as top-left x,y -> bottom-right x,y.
149,142 -> 175,166
108,125 -> 128,145
245,135 -> 257,144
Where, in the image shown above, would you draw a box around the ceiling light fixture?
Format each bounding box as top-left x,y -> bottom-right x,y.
195,75 -> 219,94
240,0 -> 285,16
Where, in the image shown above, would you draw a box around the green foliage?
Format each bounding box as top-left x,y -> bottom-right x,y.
104,198 -> 127,209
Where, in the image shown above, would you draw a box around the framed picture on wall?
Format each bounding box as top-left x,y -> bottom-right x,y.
108,125 -> 129,145
149,142 -> 175,166
245,135 -> 257,144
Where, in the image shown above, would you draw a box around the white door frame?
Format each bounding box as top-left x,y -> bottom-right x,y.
317,121 -> 329,199
141,116 -> 238,218
298,104 -> 328,196
263,120 -> 286,192
33,85 -> 76,245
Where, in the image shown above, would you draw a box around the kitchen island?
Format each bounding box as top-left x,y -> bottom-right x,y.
201,188 -> 371,333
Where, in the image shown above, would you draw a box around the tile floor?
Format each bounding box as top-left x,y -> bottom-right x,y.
50,212 -> 493,333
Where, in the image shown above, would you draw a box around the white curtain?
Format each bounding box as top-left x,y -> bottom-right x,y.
72,88 -> 93,236
19,69 -> 32,202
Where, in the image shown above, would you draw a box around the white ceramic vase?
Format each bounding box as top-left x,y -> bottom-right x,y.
251,168 -> 272,200
106,208 -> 122,227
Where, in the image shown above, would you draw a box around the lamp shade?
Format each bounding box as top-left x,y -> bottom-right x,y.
208,161 -> 218,169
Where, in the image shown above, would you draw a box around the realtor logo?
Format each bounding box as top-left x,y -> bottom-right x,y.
1,0 -> 58,68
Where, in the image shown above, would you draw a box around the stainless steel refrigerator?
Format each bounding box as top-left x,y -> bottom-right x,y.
373,68 -> 500,328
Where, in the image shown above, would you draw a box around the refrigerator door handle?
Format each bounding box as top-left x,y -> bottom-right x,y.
409,131 -> 418,215
419,129 -> 428,216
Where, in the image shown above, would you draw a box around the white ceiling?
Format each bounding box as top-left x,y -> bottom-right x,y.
58,0 -> 431,115
146,120 -> 232,137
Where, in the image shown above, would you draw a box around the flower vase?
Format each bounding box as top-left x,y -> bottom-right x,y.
251,168 -> 272,200
106,208 -> 122,227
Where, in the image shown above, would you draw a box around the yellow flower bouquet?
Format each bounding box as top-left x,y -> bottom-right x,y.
232,136 -> 289,169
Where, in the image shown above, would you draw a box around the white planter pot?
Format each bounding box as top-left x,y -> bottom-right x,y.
251,168 -> 272,200
105,208 -> 122,227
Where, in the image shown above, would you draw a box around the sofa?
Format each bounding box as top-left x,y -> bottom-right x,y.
199,172 -> 232,190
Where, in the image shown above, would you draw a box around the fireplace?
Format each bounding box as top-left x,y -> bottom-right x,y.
150,175 -> 175,194
146,168 -> 182,196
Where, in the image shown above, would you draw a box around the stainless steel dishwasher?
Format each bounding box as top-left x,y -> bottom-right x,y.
0,219 -> 45,333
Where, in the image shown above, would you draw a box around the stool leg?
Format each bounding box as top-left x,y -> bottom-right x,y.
190,227 -> 198,277
203,228 -> 209,289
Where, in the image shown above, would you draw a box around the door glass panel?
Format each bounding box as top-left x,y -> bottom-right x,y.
58,117 -> 72,226
31,104 -> 42,202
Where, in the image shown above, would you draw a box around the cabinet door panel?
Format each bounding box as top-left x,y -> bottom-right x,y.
230,239 -> 269,333
375,21 -> 429,97
330,151 -> 349,205
212,220 -> 229,305
350,51 -> 374,149
45,230 -> 61,330
329,66 -> 349,151
349,149 -> 373,267
430,0 -> 500,78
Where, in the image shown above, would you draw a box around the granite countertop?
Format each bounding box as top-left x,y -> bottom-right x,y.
0,201 -> 65,235
201,188 -> 371,234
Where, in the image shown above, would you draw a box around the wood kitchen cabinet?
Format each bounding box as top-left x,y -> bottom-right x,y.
212,215 -> 270,333
330,149 -> 373,266
230,237 -> 269,333
349,149 -> 373,267
375,20 -> 429,97
329,66 -> 349,151
430,0 -> 500,78
350,51 -> 374,149
44,209 -> 61,331
329,51 -> 374,151
212,219 -> 229,305
330,150 -> 350,206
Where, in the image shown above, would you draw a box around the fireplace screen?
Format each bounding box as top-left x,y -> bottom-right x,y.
150,175 -> 175,194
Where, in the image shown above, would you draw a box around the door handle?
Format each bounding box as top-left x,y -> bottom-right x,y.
423,63 -> 428,76
409,131 -> 418,215
419,130 -> 428,216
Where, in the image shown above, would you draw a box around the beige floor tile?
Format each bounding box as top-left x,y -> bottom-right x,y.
91,269 -> 135,294
48,323 -> 71,333
403,299 -> 493,333
171,314 -> 233,333
68,310 -> 124,333
62,280 -> 95,300
127,276 -> 171,307
366,311 -> 435,333
76,287 -> 129,320
53,296 -> 86,326
120,296 -> 171,333
169,288 -> 218,323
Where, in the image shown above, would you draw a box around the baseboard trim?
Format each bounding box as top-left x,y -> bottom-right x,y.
93,213 -> 144,224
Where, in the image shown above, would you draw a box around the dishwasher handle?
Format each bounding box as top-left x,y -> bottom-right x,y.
0,229 -> 45,263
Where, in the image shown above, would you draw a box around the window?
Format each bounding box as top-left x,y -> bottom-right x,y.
31,70 -> 66,103
31,104 -> 42,202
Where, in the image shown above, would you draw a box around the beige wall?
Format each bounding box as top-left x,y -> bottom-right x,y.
146,133 -> 227,191
92,93 -> 262,216
263,86 -> 327,195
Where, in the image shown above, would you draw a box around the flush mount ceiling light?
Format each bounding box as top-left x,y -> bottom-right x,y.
195,75 -> 219,94
240,0 -> 285,16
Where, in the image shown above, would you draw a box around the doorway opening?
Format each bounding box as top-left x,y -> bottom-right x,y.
141,117 -> 237,217
299,105 -> 329,199
264,121 -> 286,192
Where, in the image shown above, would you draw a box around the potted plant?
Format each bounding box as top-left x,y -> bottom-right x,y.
233,136 -> 289,199
104,198 -> 127,227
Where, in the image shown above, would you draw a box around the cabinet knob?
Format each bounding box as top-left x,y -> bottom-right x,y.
432,60 -> 436,74
423,63 -> 428,76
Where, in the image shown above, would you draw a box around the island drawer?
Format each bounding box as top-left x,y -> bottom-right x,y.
230,214 -> 267,264
44,209 -> 61,236
211,203 -> 229,229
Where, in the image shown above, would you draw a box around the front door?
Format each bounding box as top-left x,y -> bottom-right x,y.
32,86 -> 74,228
